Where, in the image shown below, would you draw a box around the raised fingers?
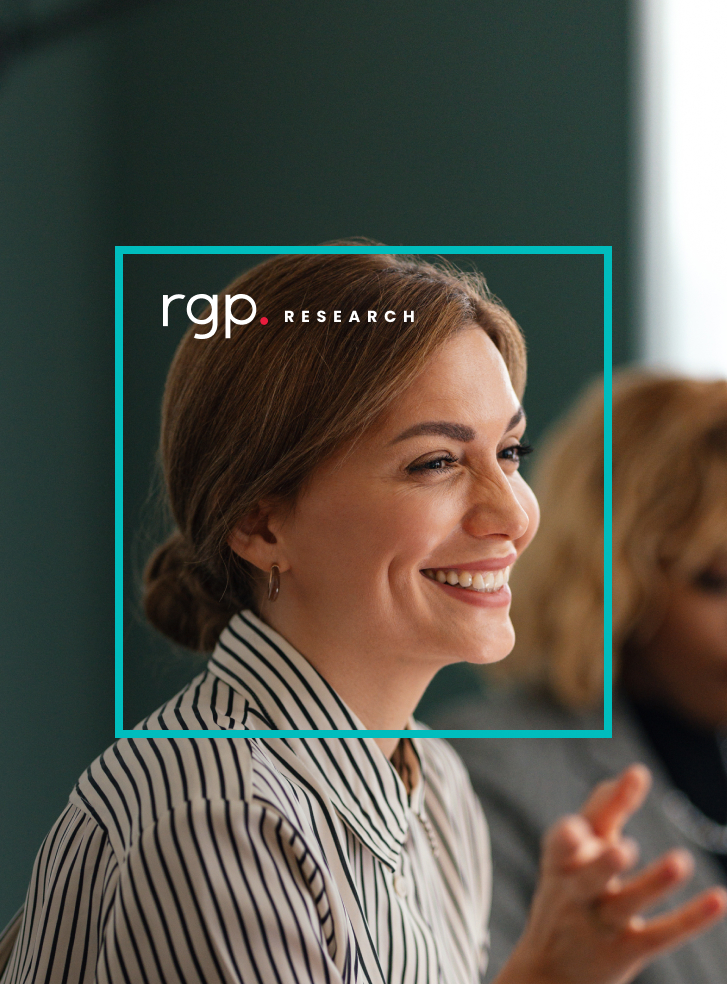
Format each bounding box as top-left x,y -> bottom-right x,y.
542,814 -> 639,897
579,764 -> 652,841
542,815 -> 601,871
632,887 -> 727,957
597,849 -> 694,927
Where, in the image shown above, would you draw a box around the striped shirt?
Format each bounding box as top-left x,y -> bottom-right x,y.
2,610 -> 492,984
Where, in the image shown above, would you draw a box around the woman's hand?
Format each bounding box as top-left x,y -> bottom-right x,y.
494,764 -> 727,984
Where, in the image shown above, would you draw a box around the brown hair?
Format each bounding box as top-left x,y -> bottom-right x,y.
143,248 -> 527,651
500,370 -> 727,710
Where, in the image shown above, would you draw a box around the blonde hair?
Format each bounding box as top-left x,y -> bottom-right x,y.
501,370 -> 727,710
144,247 -> 527,652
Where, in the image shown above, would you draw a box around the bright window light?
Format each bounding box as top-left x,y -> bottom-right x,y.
636,0 -> 727,377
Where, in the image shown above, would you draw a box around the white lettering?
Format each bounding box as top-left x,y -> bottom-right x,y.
334,310 -> 341,322
163,294 -> 185,326
384,310 -> 395,322
302,310 -> 309,322
368,311 -> 377,323
225,294 -> 256,338
188,294 -> 217,339
317,310 -> 326,322
349,311 -> 360,322
403,310 -> 414,322
285,311 -> 294,323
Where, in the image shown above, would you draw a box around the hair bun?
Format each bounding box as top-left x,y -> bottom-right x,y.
143,532 -> 237,652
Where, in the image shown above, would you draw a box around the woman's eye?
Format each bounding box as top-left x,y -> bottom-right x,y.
693,569 -> 727,594
407,454 -> 459,474
499,441 -> 534,465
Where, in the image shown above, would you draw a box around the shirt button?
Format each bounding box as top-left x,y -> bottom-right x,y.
393,874 -> 409,898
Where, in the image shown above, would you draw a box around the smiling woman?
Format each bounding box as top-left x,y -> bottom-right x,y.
143,251 -> 529,674
222,324 -> 539,747
3,250 -> 725,984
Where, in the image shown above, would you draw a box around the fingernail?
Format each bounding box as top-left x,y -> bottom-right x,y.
705,888 -> 727,914
703,895 -> 723,915
662,849 -> 691,877
627,763 -> 651,787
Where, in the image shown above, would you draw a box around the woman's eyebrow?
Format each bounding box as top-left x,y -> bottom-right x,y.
506,406 -> 525,431
390,421 -> 475,444
389,407 -> 525,446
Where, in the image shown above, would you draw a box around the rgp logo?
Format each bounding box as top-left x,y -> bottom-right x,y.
163,293 -> 258,339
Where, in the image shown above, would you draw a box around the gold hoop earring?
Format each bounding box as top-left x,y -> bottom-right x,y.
267,564 -> 280,602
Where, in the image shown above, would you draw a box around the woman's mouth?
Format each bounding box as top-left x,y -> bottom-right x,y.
421,566 -> 511,593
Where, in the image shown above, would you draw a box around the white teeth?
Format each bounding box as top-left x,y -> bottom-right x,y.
424,566 -> 511,593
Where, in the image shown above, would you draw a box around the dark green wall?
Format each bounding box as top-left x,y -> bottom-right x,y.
1,0 -> 632,926
0,19 -> 116,931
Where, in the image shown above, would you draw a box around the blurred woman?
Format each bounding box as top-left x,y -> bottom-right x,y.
445,370 -> 727,983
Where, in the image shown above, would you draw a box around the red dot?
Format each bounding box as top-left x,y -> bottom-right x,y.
260,317 -> 268,325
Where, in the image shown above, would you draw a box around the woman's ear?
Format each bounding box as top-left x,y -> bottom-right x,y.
228,505 -> 289,572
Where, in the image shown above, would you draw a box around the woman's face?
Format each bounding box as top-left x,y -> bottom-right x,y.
628,553 -> 727,728
264,327 -> 539,670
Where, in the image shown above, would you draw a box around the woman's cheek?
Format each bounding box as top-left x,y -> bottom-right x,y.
513,474 -> 540,555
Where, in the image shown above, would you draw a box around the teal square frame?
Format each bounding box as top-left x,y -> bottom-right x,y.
115,246 -> 612,741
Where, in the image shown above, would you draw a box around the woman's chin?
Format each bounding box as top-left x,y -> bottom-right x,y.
452,620 -> 516,666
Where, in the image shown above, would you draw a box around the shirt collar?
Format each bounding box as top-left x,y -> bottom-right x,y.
208,609 -> 427,870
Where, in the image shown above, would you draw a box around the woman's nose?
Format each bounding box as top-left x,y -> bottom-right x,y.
462,471 -> 530,542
